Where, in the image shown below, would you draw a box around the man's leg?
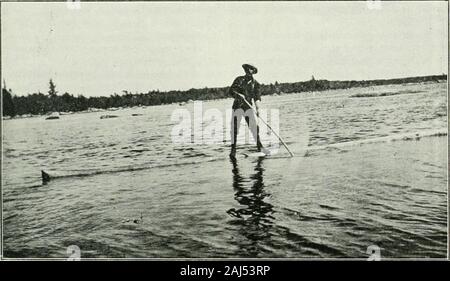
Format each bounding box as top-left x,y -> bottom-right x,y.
230,109 -> 243,157
245,115 -> 263,151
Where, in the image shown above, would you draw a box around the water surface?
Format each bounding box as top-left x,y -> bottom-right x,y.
3,81 -> 447,258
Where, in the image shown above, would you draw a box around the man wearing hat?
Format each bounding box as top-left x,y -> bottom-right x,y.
229,63 -> 267,158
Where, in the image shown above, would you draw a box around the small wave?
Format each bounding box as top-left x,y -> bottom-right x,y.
319,204 -> 340,211
306,129 -> 447,152
409,188 -> 446,195
350,90 -> 424,98
42,156 -> 228,182
130,149 -> 150,153
4,214 -> 19,221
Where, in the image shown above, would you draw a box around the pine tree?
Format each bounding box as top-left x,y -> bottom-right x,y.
2,87 -> 16,117
48,79 -> 58,97
48,79 -> 60,112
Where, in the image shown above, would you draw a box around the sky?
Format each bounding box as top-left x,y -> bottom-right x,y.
1,1 -> 448,97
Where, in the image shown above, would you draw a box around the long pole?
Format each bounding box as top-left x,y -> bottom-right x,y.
236,93 -> 294,157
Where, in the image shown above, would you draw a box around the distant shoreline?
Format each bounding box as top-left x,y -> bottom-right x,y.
2,74 -> 447,120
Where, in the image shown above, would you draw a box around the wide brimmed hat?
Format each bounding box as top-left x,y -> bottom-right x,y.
242,64 -> 258,74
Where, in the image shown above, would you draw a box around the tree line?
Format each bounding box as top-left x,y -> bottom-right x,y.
2,74 -> 446,117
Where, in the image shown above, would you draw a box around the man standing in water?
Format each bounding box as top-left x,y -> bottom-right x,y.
229,64 -> 268,158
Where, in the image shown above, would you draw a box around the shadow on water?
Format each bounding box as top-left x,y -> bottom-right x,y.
227,157 -> 275,257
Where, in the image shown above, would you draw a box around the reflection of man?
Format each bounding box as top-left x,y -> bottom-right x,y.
229,64 -> 268,158
227,157 -> 274,256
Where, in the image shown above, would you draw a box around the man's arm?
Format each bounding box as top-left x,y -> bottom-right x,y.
253,81 -> 262,116
228,77 -> 243,99
228,76 -> 248,99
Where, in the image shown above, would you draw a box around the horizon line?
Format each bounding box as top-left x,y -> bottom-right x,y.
2,73 -> 447,98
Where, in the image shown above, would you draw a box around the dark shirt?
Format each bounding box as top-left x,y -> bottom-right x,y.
229,75 -> 261,110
